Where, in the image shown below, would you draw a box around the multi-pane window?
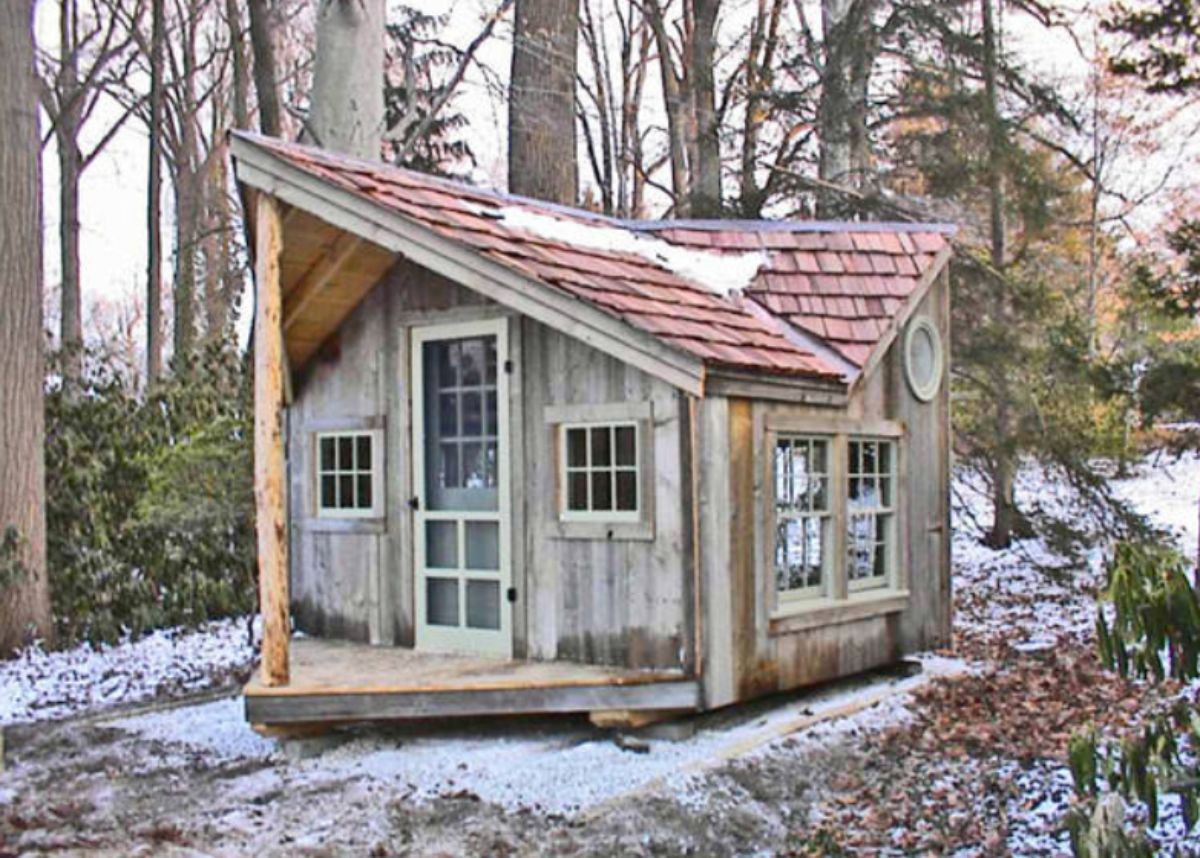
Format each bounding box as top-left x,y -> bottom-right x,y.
847,439 -> 895,591
773,436 -> 830,599
561,423 -> 639,519
316,431 -> 381,517
433,337 -> 499,491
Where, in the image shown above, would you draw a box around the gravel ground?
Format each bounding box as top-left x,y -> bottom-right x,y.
1,454 -> 1195,856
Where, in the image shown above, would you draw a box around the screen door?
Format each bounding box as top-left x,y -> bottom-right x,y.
412,318 -> 511,656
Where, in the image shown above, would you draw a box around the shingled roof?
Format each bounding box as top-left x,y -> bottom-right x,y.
232,133 -> 953,387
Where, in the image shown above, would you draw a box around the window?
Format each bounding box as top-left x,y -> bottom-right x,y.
773,436 -> 831,601
560,423 -> 639,520
847,439 -> 895,591
904,316 -> 943,402
315,430 -> 382,517
430,336 -> 499,492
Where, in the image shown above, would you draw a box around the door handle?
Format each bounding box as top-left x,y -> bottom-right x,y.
408,496 -> 420,510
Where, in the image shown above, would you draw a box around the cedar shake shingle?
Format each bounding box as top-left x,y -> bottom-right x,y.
241,134 -> 952,378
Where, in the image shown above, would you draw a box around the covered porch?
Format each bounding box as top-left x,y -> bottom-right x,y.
244,638 -> 702,726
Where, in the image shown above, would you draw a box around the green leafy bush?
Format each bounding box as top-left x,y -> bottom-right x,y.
1067,540 -> 1200,854
44,342 -> 256,646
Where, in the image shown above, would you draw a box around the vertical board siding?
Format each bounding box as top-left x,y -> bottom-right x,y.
712,273 -> 952,701
288,257 -> 492,645
523,318 -> 689,671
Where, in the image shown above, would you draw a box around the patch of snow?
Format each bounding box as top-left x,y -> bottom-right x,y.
111,697 -> 275,761
497,206 -> 769,298
93,661 -> 957,817
952,452 -> 1199,651
0,617 -> 255,726
1111,451 -> 1198,560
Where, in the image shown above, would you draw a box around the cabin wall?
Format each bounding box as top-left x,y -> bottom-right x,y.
287,259 -> 493,646
521,319 -> 692,671
700,269 -> 952,708
287,257 -> 691,671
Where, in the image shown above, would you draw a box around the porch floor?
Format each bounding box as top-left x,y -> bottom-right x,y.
243,638 -> 701,725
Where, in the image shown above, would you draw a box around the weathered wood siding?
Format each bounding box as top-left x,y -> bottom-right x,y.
699,270 -> 952,707
287,259 -> 493,646
521,318 -> 692,670
288,258 -> 691,671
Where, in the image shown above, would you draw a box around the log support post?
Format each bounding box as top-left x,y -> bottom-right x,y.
254,192 -> 290,687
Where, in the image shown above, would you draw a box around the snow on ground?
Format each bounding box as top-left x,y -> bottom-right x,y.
952,452 -> 1199,652
1113,450 -> 1199,557
0,453 -> 1194,854
497,206 -> 769,298
0,617 -> 255,726
108,655 -> 963,816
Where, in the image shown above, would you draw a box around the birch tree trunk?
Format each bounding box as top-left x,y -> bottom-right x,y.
308,0 -> 385,159
0,0 -> 51,655
508,0 -> 578,205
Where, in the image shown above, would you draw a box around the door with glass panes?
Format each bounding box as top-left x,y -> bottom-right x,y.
411,319 -> 511,656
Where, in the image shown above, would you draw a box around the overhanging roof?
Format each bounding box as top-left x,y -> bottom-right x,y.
231,132 -> 954,400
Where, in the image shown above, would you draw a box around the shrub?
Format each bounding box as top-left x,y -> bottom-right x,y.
44,342 -> 256,646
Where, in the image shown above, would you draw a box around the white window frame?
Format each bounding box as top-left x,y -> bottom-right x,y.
773,435 -> 833,604
904,316 -> 944,402
846,438 -> 896,593
558,421 -> 641,524
314,429 -> 384,519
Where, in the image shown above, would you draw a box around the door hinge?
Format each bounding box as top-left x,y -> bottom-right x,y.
407,496 -> 420,510
504,359 -> 514,374
506,587 -> 517,603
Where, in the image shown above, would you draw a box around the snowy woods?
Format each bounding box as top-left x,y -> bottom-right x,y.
0,0 -> 1199,854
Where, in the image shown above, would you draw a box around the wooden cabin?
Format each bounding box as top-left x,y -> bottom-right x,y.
231,132 -> 954,729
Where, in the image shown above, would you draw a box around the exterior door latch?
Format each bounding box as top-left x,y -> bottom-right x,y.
504,359 -> 514,374
506,587 -> 517,603
407,496 -> 420,510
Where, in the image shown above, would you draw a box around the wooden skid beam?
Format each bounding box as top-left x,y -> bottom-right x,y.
588,709 -> 691,730
244,681 -> 701,724
254,192 -> 290,687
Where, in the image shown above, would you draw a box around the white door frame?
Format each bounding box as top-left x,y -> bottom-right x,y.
411,317 -> 512,657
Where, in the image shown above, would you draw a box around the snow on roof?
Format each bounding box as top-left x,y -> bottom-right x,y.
232,133 -> 955,379
496,206 -> 769,299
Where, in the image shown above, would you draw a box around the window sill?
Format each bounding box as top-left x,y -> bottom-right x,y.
769,589 -> 910,636
548,519 -> 655,542
302,517 -> 386,534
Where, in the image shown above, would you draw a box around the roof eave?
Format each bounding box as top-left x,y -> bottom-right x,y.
704,366 -> 849,407
230,134 -> 707,396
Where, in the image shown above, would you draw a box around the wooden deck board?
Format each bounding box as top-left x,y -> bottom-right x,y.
245,638 -> 687,696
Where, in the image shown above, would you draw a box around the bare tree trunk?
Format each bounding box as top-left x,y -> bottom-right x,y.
0,0 -> 51,655
645,0 -> 690,216
173,102 -> 201,362
308,0 -> 385,158
817,0 -> 853,215
226,0 -> 250,129
981,0 -> 1017,549
248,0 -> 282,136
509,0 -> 578,204
55,0 -> 83,385
688,0 -> 721,217
58,130 -> 83,381
146,0 -> 165,384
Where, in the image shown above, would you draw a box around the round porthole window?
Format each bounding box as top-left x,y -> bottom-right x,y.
904,316 -> 943,402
